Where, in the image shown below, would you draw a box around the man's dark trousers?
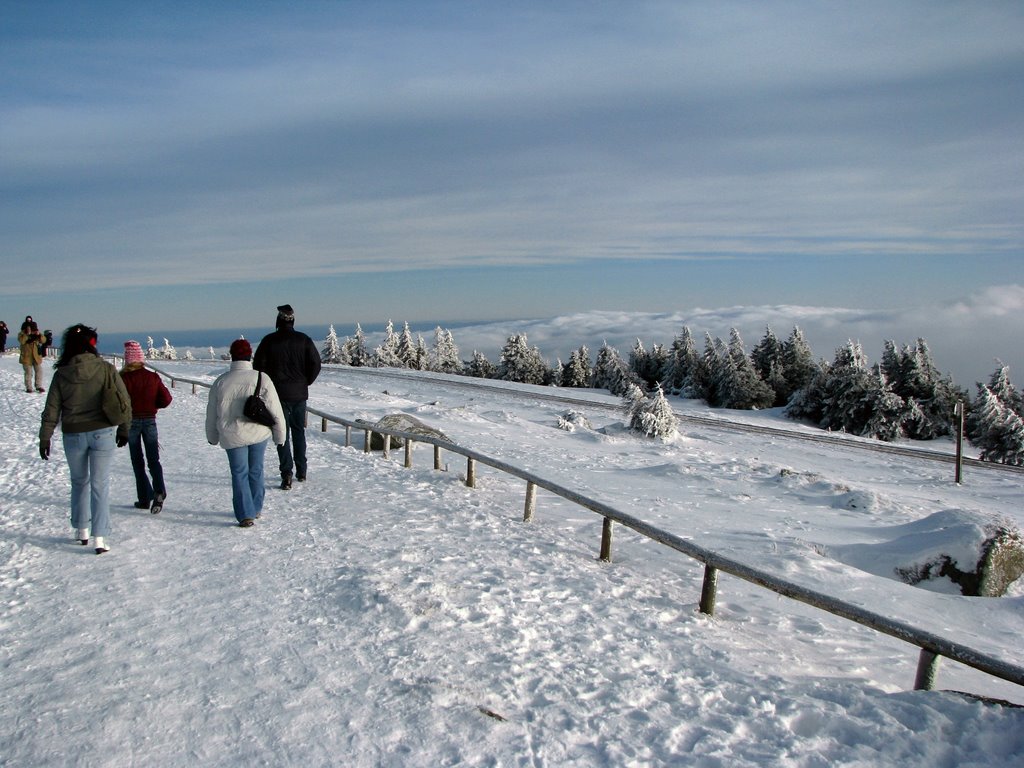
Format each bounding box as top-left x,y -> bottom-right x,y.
278,400 -> 308,479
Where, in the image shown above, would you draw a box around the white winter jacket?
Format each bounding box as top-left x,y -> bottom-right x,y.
205,360 -> 287,449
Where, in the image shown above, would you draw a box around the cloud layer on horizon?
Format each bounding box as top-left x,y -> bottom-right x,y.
170,284 -> 1023,389
442,284 -> 1024,388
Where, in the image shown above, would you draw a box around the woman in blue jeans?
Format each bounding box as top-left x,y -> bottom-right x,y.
39,324 -> 132,554
120,340 -> 173,513
205,339 -> 286,527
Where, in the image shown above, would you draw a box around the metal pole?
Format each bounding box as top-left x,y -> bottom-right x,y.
954,401 -> 964,485
466,457 -> 476,488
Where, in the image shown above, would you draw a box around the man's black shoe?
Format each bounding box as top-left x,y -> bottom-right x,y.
280,473 -> 292,490
134,501 -> 151,510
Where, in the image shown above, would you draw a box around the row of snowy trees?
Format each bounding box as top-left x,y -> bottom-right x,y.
144,337 -> 190,361
318,320 -> 1021,463
321,322 -> 460,373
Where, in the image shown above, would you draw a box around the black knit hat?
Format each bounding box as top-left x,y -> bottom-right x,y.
276,304 -> 295,329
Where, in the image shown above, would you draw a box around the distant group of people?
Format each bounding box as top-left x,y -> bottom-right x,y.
35,303 -> 321,552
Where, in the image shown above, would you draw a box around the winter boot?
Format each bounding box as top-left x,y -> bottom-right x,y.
76,528 -> 89,545
280,472 -> 292,490
150,493 -> 165,514
94,537 -> 110,555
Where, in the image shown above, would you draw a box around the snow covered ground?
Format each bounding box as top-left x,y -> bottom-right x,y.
1,353 -> 1023,767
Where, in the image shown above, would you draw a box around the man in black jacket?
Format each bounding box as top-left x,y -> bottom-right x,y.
253,304 -> 322,489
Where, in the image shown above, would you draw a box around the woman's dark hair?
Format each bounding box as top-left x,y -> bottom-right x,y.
21,317 -> 37,333
55,324 -> 99,367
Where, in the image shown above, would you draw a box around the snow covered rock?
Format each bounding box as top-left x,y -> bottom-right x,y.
830,509 -> 1024,596
557,410 -> 592,432
359,413 -> 449,450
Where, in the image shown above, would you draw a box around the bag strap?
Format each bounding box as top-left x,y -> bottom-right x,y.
254,371 -> 262,396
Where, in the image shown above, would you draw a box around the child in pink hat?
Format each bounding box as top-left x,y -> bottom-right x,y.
120,340 -> 173,513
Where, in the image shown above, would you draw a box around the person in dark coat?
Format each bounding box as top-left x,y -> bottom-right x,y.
253,304 -> 321,489
40,329 -> 53,358
0,321 -> 9,354
120,340 -> 173,513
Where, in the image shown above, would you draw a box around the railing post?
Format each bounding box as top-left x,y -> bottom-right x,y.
599,517 -> 612,562
170,379 -> 176,389
345,425 -> 351,447
914,649 -> 941,690
466,457 -> 476,488
363,430 -> 371,453
699,565 -> 719,616
192,382 -> 197,394
383,434 -> 391,459
321,417 -> 327,432
954,401 -> 964,485
523,481 -> 537,522
433,445 -> 442,470
404,440 -> 413,468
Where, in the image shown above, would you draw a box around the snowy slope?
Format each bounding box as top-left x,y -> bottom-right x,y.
1,354 -> 1023,767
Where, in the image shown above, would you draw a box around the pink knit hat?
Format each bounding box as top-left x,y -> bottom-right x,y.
124,340 -> 144,365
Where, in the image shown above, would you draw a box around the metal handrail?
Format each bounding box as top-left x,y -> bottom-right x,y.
151,365 -> 1024,695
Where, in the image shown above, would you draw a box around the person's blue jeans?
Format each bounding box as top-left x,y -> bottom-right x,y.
276,400 -> 308,478
129,418 -> 166,503
226,440 -> 267,523
62,427 -> 116,536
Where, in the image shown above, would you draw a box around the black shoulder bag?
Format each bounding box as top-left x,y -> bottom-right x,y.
243,372 -> 276,427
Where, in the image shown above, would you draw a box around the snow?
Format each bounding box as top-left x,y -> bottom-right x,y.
2,353 -> 1024,767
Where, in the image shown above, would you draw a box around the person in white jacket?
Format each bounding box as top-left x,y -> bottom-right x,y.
205,338 -> 287,527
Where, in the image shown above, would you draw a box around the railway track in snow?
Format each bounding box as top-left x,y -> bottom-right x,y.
332,366 -> 1024,476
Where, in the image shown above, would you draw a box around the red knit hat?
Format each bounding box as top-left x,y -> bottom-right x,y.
229,338 -> 252,360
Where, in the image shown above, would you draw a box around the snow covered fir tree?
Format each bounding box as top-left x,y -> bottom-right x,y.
967,365 -> 1024,465
309,318 -> 1018,464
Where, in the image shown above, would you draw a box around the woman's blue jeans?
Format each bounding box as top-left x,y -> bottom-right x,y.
129,418 -> 166,503
225,440 -> 267,523
62,427 -> 116,536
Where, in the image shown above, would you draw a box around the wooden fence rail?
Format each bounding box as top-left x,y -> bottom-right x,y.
154,367 -> 1024,697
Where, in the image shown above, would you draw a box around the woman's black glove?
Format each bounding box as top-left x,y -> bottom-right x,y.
39,440 -> 50,460
116,434 -> 129,448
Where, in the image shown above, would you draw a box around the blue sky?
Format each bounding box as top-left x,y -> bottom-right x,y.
2,1 -> 1023,381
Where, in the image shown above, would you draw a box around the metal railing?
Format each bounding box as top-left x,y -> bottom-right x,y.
153,366 -> 1024,697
